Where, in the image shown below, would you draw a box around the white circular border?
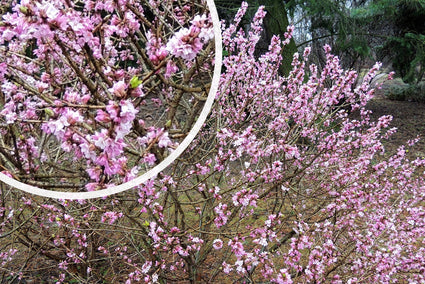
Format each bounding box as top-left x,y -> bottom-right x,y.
0,0 -> 222,200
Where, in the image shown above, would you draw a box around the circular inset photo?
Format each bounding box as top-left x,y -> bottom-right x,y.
0,0 -> 222,199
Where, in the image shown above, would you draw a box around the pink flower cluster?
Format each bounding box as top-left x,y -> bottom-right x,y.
166,14 -> 214,60
146,31 -> 168,65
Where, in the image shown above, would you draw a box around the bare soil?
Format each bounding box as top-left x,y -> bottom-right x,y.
358,86 -> 425,159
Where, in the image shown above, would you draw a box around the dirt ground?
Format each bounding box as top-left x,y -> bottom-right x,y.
357,86 -> 425,159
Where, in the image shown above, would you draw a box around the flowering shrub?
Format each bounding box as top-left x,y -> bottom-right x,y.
1,1 -> 425,283
0,0 -> 214,191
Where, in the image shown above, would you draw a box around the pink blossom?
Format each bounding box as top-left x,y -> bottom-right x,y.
213,239 -> 223,250
58,261 -> 68,270
165,61 -> 178,78
274,268 -> 293,284
101,211 -> 123,224
222,262 -> 233,274
109,80 -> 127,97
166,27 -> 203,61
95,110 -> 111,123
144,153 -> 156,166
158,132 -> 172,148
191,14 -> 214,42
146,31 -> 168,65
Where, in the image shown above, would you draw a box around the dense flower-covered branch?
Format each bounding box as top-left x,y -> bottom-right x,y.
0,0 -> 214,191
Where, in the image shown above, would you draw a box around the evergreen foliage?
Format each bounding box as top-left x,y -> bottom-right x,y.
218,0 -> 425,83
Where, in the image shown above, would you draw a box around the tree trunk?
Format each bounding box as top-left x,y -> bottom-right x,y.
261,0 -> 297,76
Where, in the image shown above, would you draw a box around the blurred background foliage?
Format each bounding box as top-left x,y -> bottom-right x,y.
216,0 -> 425,88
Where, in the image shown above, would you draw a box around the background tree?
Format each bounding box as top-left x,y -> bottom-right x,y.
219,0 -> 425,85
217,0 -> 373,73
217,0 -> 297,75
352,0 -> 425,84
